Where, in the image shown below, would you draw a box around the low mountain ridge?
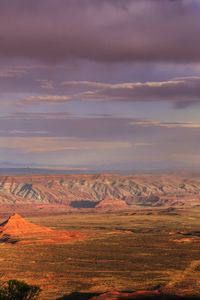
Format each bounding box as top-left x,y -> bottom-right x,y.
0,174 -> 200,208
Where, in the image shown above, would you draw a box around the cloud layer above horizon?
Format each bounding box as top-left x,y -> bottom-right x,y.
0,0 -> 200,171
0,0 -> 200,63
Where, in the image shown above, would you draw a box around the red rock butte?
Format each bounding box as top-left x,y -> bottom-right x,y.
0,213 -> 53,236
89,289 -> 161,299
0,213 -> 86,244
96,198 -> 128,210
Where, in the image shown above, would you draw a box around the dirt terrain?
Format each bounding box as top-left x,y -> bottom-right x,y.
0,174 -> 200,298
0,209 -> 200,299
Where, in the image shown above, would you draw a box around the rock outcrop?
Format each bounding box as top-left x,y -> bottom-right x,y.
0,213 -> 86,244
96,198 -> 128,210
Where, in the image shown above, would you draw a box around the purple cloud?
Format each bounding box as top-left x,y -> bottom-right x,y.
0,0 -> 199,63
18,77 -> 200,108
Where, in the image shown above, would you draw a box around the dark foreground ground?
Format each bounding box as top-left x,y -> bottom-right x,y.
0,208 -> 200,299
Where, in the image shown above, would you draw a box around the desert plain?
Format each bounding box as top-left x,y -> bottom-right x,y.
0,174 -> 200,299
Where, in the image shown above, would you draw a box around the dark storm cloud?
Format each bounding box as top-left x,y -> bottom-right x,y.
0,0 -> 199,63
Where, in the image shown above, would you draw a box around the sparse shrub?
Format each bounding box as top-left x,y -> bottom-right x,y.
0,280 -> 41,300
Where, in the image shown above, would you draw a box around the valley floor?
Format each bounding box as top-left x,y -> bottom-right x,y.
0,208 -> 200,299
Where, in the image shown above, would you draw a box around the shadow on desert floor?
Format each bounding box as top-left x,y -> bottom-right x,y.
57,292 -> 101,300
57,292 -> 200,300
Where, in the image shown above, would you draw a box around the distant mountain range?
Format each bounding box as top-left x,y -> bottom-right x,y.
1,167 -> 200,176
0,168 -> 95,176
0,173 -> 200,209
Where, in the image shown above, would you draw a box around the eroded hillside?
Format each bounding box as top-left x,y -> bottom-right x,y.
0,174 -> 200,208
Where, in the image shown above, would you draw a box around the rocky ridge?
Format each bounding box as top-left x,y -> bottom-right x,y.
0,174 -> 200,208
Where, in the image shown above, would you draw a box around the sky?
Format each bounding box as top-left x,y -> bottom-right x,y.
0,0 -> 200,171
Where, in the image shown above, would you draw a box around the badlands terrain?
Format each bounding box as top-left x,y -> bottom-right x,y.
0,173 -> 200,299
0,173 -> 200,214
